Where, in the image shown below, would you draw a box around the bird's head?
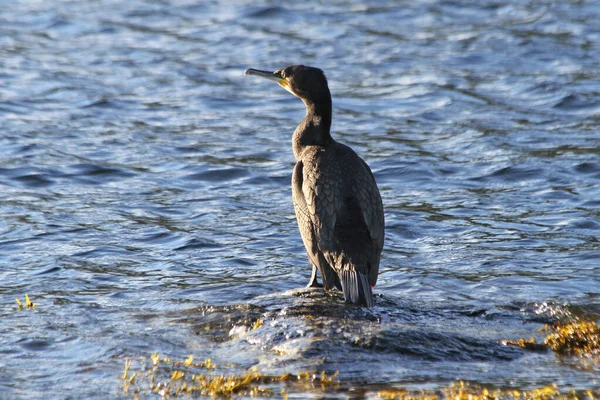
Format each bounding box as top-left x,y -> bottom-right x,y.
245,65 -> 330,104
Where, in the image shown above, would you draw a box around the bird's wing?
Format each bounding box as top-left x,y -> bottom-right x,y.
349,158 -> 384,287
293,159 -> 341,290
302,149 -> 342,252
357,159 -> 385,254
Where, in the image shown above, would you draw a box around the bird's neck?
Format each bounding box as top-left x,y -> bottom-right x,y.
292,98 -> 333,161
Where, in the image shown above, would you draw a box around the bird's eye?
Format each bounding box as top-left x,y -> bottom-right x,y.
280,70 -> 286,78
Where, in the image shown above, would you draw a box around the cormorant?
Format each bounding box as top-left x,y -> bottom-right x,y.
245,65 -> 384,307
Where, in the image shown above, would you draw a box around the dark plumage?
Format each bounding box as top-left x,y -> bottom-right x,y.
245,65 -> 384,307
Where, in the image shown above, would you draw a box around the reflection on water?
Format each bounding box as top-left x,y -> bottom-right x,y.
1,0 -> 600,398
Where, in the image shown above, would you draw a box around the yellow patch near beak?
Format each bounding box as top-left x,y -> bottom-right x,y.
278,78 -> 295,96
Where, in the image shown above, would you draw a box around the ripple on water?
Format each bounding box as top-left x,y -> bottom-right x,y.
471,165 -> 544,183
574,161 -> 600,175
0,167 -> 57,188
554,93 -> 600,115
174,237 -> 222,251
184,167 -> 251,182
13,173 -> 56,188
18,338 -> 53,352
68,163 -> 137,185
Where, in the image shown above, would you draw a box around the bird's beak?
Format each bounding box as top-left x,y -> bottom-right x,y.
245,68 -> 290,92
244,68 -> 280,82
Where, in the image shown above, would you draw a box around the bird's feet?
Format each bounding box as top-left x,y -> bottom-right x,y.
306,278 -> 323,288
306,265 -> 323,288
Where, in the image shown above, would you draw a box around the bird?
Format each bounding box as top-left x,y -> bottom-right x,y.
244,65 -> 384,307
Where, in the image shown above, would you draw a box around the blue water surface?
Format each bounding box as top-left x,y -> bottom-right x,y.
1,0 -> 599,398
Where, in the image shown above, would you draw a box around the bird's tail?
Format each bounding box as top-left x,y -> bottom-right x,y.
340,268 -> 374,307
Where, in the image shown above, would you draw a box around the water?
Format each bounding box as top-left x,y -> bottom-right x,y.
1,0 -> 600,398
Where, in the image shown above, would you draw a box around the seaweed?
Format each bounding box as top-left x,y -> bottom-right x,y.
119,354 -> 600,399
376,381 -> 561,400
15,293 -> 35,310
120,354 -> 339,398
119,320 -> 600,398
504,320 -> 600,359
544,321 -> 600,357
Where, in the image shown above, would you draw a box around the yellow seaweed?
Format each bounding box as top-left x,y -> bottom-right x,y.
376,388 -> 436,400
503,336 -> 548,351
376,381 -> 582,400
120,354 -> 342,398
15,294 -> 35,310
119,354 -> 599,399
150,352 -> 160,367
504,320 -> 600,360
171,370 -> 184,380
25,293 -> 34,308
120,359 -> 132,380
544,321 -> 600,356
